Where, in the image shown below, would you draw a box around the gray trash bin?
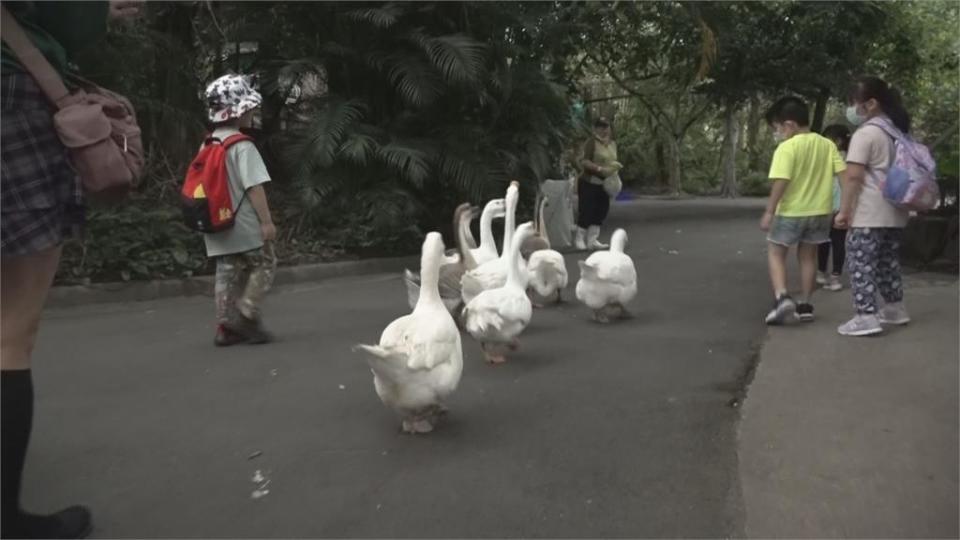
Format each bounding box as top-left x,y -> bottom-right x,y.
541,178 -> 576,249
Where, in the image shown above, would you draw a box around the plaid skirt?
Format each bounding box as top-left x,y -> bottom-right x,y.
1,72 -> 84,256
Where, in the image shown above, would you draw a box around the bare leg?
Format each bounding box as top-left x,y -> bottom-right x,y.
767,243 -> 789,297
1,246 -> 63,371
797,243 -> 818,303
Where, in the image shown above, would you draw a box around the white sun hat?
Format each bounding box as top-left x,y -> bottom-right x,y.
205,74 -> 262,123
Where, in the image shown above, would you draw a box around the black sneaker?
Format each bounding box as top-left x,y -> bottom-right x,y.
215,325 -> 247,347
228,313 -> 274,345
764,294 -> 796,325
795,303 -> 815,322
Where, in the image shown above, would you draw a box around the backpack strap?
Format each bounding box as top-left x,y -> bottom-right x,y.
221,133 -> 254,148
863,118 -> 898,171
0,5 -> 72,107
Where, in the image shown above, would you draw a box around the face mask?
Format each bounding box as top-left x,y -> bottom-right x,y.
773,130 -> 786,143
846,105 -> 867,126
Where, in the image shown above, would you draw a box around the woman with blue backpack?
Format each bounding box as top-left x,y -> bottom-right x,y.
835,76 -> 939,337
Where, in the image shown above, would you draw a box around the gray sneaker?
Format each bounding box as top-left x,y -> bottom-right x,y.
878,302 -> 911,325
824,275 -> 843,291
765,295 -> 797,325
816,271 -> 829,286
838,314 -> 883,337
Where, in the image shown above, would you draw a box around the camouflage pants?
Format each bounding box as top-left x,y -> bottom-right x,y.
214,243 -> 277,324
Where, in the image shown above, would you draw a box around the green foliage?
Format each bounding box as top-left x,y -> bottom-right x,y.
53,1 -> 959,283
58,204 -> 207,284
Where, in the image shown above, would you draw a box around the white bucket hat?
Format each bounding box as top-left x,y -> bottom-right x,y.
205,74 -> 262,123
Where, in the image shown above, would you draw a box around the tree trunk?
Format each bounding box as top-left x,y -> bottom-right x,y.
666,135 -> 682,196
745,95 -> 761,171
720,103 -> 740,198
811,86 -> 830,133
655,139 -> 669,190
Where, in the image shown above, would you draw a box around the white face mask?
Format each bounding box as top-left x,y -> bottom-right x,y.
773,129 -> 786,143
846,105 -> 867,126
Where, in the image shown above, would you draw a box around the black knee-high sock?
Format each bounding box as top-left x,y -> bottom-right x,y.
2,369 -> 33,528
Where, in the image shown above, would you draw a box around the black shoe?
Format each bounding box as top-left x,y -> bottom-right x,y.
764,294 -> 796,325
795,303 -> 815,322
3,506 -> 93,539
214,325 -> 247,347
228,314 -> 273,345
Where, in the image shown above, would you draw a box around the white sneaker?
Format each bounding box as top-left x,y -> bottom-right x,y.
816,271 -> 829,286
587,226 -> 608,250
574,228 -> 587,250
838,314 -> 883,337
824,275 -> 843,291
878,302 -> 911,325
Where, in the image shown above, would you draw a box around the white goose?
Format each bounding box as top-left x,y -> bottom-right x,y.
463,222 -> 536,364
355,232 -> 464,434
461,182 -> 529,305
404,203 -> 477,316
469,198 -> 507,266
575,228 -> 637,322
524,194 -> 568,305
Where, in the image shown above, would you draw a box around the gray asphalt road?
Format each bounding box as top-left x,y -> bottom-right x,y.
25,198 -> 772,538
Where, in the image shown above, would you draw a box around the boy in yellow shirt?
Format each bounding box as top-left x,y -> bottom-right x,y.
761,97 -> 846,325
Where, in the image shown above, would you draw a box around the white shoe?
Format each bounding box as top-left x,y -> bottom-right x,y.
587,226 -> 608,250
824,275 -> 843,291
574,228 -> 587,250
878,302 -> 910,325
838,314 -> 883,337
816,271 -> 829,286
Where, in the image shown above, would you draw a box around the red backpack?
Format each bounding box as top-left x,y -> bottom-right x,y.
180,134 -> 252,233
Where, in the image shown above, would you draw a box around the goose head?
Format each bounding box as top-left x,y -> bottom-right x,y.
483,198 -> 507,220
505,182 -> 519,211
512,221 -> 536,251
610,229 -> 628,253
422,232 -> 447,268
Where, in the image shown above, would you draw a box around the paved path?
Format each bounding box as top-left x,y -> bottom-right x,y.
17,198 -> 820,537
740,272 -> 959,539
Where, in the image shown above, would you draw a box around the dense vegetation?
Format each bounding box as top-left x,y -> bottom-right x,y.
58,1 -> 959,283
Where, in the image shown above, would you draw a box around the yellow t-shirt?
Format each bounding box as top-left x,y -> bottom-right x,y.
768,132 -> 846,217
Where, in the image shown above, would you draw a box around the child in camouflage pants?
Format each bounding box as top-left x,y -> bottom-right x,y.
201,75 -> 278,346
214,243 -> 277,343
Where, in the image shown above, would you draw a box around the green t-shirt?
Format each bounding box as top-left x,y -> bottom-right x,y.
768,132 -> 846,217
0,1 -> 108,78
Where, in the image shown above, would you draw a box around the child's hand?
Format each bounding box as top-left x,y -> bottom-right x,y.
834,212 -> 850,229
260,222 -> 277,242
760,211 -> 773,231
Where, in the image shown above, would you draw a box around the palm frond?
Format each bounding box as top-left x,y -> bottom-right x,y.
291,98 -> 366,182
345,3 -> 403,29
377,142 -> 432,188
337,132 -> 378,166
410,33 -> 487,85
384,54 -> 445,107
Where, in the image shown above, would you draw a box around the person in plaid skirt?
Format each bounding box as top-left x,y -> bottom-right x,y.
1,2 -> 141,538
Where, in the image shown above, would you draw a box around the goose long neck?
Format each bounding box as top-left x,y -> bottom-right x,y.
456,211 -> 478,269
537,198 -> 549,247
479,205 -> 497,251
611,232 -> 627,253
505,230 -> 524,289
417,252 -> 443,307
501,195 -> 517,261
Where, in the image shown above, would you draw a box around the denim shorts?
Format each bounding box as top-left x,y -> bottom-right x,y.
767,215 -> 831,246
